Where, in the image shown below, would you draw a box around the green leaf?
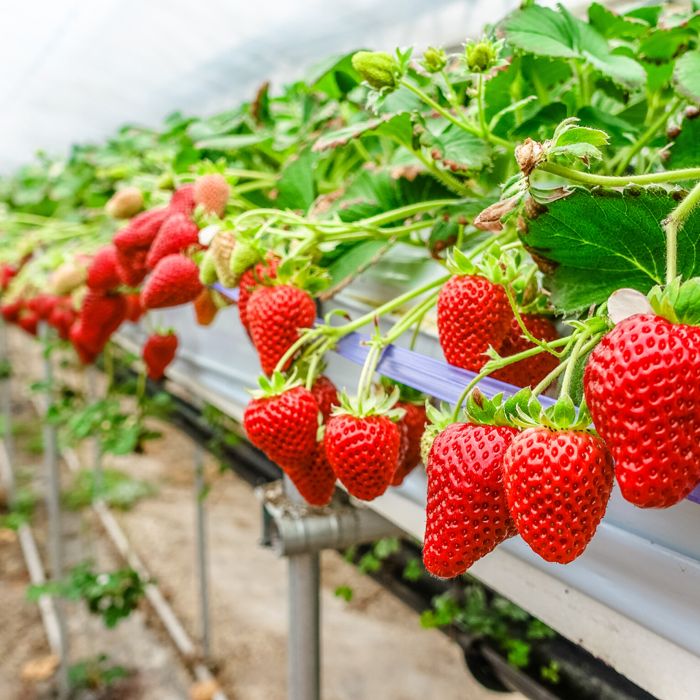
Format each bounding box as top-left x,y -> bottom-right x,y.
312,113 -> 413,152
275,148 -> 316,211
419,119 -> 491,172
194,133 -> 272,151
520,186 -> 700,312
504,5 -> 645,88
334,585 -> 354,602
674,51 -> 700,103
324,240 -> 391,296
588,3 -> 649,39
305,52 -> 360,98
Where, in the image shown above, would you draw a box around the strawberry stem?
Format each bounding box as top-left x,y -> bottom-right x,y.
538,162 -> 700,187
663,180 -> 700,285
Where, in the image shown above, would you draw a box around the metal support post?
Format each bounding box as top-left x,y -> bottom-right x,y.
40,323 -> 69,698
284,476 -> 321,700
194,443 -> 211,660
0,319 -> 15,501
85,365 -> 103,499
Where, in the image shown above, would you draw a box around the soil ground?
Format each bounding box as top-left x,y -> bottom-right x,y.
0,329 -> 516,700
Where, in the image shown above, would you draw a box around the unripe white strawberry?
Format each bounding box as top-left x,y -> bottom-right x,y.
106,187 -> 144,219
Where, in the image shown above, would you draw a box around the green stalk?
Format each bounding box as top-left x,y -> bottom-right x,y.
538,162 -> 700,187
225,168 -> 278,181
663,180 -> 700,283
614,97 -> 681,176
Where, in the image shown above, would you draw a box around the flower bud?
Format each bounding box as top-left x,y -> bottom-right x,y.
352,51 -> 399,91
465,40 -> 497,73
422,47 -> 447,74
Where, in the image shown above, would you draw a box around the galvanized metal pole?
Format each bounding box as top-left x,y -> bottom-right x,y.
0,319 -> 15,501
194,442 -> 211,660
284,476 -> 321,700
40,323 -> 69,698
85,365 -> 103,499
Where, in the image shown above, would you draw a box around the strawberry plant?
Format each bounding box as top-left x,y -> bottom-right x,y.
1,0 -> 700,583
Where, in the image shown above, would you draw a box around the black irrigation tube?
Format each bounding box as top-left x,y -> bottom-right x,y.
114,362 -> 656,700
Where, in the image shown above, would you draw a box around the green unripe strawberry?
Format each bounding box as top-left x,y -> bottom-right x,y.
199,250 -> 218,285
465,40 -> 497,73
352,51 -> 399,90
422,47 -> 447,74
230,239 -> 262,282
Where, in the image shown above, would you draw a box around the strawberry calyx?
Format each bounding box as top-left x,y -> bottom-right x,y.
331,386 -> 405,422
421,402 -> 453,462
648,277 -> 700,326
249,370 -> 303,400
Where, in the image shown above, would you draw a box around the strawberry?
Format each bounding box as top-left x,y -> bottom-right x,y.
140,254 -> 203,310
70,323 -> 98,365
50,259 -> 88,295
106,187 -> 143,219
243,374 -> 319,474
1,299 -> 23,323
169,184 -> 196,215
77,291 -> 127,353
238,256 -> 280,331
18,310 -> 39,336
423,422 -> 518,578
146,213 -> 200,269
584,313 -> 700,508
87,245 -> 121,292
48,302 -> 76,340
311,375 -> 339,422
296,442 -> 336,507
0,264 -> 17,291
124,293 -> 144,322
392,402 -> 427,486
323,391 -> 402,501
113,208 -> 170,254
503,427 -> 613,563
491,315 -> 559,388
207,230 -> 237,287
193,174 -> 230,217
247,285 -> 316,375
437,274 -> 512,372
27,295 -> 57,321
143,332 -> 178,380
115,247 -> 148,287
193,288 -> 219,326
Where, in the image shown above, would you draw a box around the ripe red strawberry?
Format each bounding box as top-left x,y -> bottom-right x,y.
584,313 -> 700,508
1,299 -> 23,323
115,247 -> 148,287
48,302 -> 76,340
324,411 -> 400,501
77,291 -> 127,353
311,376 -> 339,422
491,315 -> 559,388
194,174 -> 230,217
295,442 -> 336,507
238,256 -> 280,331
113,208 -> 170,254
27,294 -> 57,321
193,288 -> 219,326
0,263 -> 17,291
18,310 -> 39,336
247,285 -> 316,375
244,382 -> 319,473
437,275 -> 512,371
392,402 -> 427,486
124,293 -> 144,323
146,213 -> 200,269
87,245 -> 121,292
169,184 -> 196,215
140,254 -> 203,310
503,427 -> 613,563
142,332 -> 178,380
423,422 -> 518,578
70,323 -> 98,365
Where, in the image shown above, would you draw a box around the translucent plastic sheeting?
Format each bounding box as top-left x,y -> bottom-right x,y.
0,0 -> 578,171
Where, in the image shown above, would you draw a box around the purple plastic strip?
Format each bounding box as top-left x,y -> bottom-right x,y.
212,282 -> 700,504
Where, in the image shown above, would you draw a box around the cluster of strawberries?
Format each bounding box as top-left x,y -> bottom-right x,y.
437,272 -> 559,387
422,275 -> 700,577
243,373 -> 427,507
1,174 -> 232,381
